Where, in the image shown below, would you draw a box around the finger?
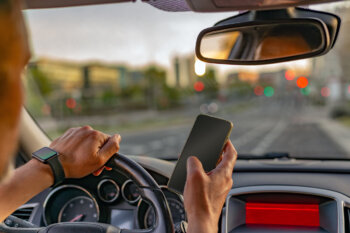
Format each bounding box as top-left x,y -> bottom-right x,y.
211,141 -> 237,176
84,129 -> 110,147
98,134 -> 122,161
206,153 -> 223,176
186,156 -> 206,179
96,131 -> 111,147
92,166 -> 112,176
93,167 -> 104,176
216,154 -> 223,166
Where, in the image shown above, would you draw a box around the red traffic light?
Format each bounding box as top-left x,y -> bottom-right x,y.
194,81 -> 205,92
254,86 -> 264,96
296,77 -> 308,88
285,70 -> 295,81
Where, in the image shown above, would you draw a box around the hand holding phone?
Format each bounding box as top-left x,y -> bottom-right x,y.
167,114 -> 233,194
184,141 -> 237,233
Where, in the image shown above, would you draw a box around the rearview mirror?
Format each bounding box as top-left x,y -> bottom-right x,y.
196,8 -> 341,65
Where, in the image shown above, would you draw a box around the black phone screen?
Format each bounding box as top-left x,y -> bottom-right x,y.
167,114 -> 233,194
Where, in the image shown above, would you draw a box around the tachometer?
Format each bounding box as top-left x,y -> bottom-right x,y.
144,198 -> 186,228
137,187 -> 187,229
58,196 -> 99,223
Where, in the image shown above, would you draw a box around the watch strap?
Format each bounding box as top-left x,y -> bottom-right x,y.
47,156 -> 65,187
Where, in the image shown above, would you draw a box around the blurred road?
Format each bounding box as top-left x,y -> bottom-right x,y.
119,99 -> 349,159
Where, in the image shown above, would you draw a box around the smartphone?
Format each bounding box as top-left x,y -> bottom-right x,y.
167,114 -> 233,194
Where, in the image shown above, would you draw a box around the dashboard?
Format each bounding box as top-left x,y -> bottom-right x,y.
17,165 -> 186,230
11,156 -> 350,233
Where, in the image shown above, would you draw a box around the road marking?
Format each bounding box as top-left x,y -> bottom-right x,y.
318,118 -> 350,155
250,120 -> 287,155
232,123 -> 273,148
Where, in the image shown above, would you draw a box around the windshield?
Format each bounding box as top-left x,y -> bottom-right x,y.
23,2 -> 350,160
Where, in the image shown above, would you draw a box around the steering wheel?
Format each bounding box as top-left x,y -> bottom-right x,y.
0,153 -> 175,233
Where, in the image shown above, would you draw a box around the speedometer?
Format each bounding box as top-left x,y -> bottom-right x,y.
43,185 -> 101,225
58,196 -> 99,223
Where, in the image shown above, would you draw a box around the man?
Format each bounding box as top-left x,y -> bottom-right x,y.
0,0 -> 237,233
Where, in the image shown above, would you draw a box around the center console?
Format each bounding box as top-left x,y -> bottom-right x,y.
223,186 -> 350,233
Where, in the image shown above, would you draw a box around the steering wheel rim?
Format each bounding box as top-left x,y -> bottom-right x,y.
0,153 -> 174,233
107,153 -> 174,233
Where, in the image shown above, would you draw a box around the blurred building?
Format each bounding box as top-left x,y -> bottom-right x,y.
128,70 -> 147,87
167,55 -> 197,88
28,58 -> 128,94
29,59 -> 83,92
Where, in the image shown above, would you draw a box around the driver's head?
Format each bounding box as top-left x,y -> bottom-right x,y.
0,0 -> 30,182
255,32 -> 311,60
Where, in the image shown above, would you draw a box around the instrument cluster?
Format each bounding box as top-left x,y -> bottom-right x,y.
43,177 -> 186,229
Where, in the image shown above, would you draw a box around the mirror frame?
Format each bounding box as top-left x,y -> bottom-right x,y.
196,18 -> 330,65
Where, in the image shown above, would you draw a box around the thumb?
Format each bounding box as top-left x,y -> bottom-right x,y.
186,156 -> 205,178
98,134 -> 121,161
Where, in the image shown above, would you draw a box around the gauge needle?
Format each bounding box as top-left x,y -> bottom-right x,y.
69,214 -> 85,222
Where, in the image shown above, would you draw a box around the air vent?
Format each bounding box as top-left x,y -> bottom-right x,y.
11,204 -> 37,221
345,207 -> 350,233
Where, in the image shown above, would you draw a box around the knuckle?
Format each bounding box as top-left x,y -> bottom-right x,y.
115,143 -> 120,151
89,130 -> 100,139
115,134 -> 122,142
82,125 -> 93,131
113,135 -> 121,145
233,147 -> 238,156
107,135 -> 120,152
224,171 -> 232,182
67,128 -> 74,133
227,151 -> 235,161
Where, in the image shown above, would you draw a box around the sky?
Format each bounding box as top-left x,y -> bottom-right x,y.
23,1 -> 348,73
24,2 -> 233,68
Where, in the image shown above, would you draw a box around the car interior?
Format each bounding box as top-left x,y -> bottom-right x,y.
2,0 -> 350,233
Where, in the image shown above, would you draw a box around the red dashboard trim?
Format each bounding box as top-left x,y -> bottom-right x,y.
246,203 -> 320,227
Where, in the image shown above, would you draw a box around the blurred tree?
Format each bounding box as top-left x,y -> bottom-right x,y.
144,66 -> 167,110
144,66 -> 182,109
102,89 -> 117,105
28,65 -> 53,97
200,67 -> 219,98
121,85 -> 144,99
163,86 -> 181,106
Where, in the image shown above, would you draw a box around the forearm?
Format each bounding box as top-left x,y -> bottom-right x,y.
0,159 -> 53,222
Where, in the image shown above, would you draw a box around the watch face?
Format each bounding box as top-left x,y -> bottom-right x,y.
33,147 -> 57,161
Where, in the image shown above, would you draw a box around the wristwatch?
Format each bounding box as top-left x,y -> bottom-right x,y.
32,147 -> 65,187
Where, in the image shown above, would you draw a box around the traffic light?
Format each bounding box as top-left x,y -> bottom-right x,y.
66,98 -> 76,109
285,70 -> 295,81
264,86 -> 274,97
194,81 -> 205,92
254,86 -> 264,96
300,86 -> 310,96
296,77 -> 308,88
